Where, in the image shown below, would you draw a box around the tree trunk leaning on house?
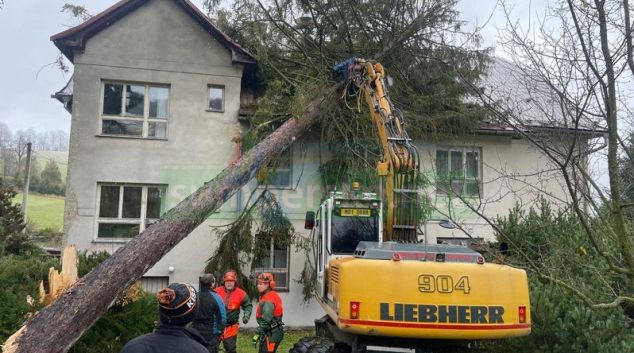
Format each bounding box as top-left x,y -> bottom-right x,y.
1,85 -> 337,353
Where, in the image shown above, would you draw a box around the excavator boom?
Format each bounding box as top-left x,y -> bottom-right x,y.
333,57 -> 421,242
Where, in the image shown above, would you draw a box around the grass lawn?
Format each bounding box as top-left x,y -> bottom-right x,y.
236,330 -> 314,353
12,192 -> 64,231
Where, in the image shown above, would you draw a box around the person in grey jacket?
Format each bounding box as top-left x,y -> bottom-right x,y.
119,282 -> 208,353
193,274 -> 227,353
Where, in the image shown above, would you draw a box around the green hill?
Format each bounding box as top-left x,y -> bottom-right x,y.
33,151 -> 68,180
12,193 -> 64,231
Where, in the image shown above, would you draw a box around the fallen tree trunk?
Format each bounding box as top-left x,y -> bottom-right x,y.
3,86 -> 337,353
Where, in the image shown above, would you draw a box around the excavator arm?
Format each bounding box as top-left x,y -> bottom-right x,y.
333,57 -> 421,242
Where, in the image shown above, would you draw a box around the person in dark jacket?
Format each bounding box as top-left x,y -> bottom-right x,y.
193,274 -> 227,353
119,282 -> 208,353
252,273 -> 284,353
215,270 -> 253,353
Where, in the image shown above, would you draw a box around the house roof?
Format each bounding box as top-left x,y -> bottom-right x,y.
51,0 -> 256,65
475,57 -> 606,137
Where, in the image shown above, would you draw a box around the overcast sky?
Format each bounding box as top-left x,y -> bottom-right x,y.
0,0 -> 541,135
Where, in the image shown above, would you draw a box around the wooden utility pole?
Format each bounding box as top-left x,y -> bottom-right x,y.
21,142 -> 32,226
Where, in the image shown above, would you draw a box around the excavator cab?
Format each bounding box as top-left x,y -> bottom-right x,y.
306,190 -> 382,301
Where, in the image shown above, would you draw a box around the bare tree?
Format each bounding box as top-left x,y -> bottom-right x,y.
446,0 -> 634,310
0,122 -> 12,176
1,151 -> 13,177
40,130 -> 57,151
53,130 -> 69,151
9,131 -> 29,179
0,122 -> 10,148
36,133 -> 47,151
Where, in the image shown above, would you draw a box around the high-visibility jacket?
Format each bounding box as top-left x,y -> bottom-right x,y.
255,289 -> 284,340
215,286 -> 252,326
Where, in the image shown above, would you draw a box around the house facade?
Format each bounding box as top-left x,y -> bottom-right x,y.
52,0 -> 596,327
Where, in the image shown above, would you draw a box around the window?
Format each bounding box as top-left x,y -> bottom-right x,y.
254,236 -> 290,291
96,183 -> 166,239
208,85 -> 225,112
331,208 -> 379,254
140,276 -> 169,293
437,237 -> 485,252
101,82 -> 169,138
435,147 -> 481,196
258,146 -> 292,188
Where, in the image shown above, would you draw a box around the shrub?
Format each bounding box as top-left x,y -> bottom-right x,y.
0,254 -> 59,342
0,178 -> 26,240
0,247 -> 156,351
69,291 -> 157,353
77,250 -> 111,277
487,199 -> 634,352
486,281 -> 634,353
67,251 -> 158,353
36,227 -> 63,245
29,160 -> 65,196
0,248 -> 112,342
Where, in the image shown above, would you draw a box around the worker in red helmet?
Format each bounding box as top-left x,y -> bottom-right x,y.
252,272 -> 284,353
215,270 -> 252,353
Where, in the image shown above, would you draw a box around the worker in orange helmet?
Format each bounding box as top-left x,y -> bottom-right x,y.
215,270 -> 252,353
252,272 -> 284,353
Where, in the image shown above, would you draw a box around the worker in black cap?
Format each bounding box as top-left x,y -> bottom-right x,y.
119,282 -> 208,353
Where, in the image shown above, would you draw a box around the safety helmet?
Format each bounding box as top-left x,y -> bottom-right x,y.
223,270 -> 237,282
257,272 -> 275,288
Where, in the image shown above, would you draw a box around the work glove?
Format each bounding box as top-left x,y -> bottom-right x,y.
243,316 -> 250,324
252,334 -> 260,346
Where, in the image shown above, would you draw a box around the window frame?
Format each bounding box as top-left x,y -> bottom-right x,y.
254,239 -> 291,292
99,81 -> 170,139
94,183 -> 167,241
258,146 -> 293,189
140,276 -> 170,294
435,146 -> 482,197
437,237 -> 486,252
207,85 -> 225,112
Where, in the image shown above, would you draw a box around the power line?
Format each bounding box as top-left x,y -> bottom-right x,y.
32,151 -> 68,166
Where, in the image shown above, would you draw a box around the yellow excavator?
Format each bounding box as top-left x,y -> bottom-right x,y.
297,58 -> 531,353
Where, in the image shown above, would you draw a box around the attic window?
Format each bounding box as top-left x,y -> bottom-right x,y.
208,85 -> 225,112
101,82 -> 169,139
